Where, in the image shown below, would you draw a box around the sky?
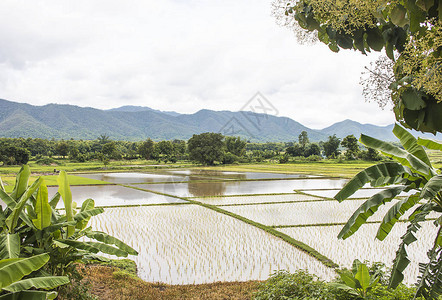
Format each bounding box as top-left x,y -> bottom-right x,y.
0,0 -> 395,129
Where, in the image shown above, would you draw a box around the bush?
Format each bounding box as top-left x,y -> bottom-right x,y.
306,155 -> 322,161
254,270 -> 335,300
36,156 -> 58,165
223,152 -> 239,164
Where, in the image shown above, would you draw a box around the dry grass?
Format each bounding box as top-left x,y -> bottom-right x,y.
82,265 -> 260,300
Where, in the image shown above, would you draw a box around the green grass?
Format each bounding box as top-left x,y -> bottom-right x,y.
1,174 -> 111,193
0,159 -> 197,175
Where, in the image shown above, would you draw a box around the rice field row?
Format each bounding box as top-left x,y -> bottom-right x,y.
89,205 -> 336,284
279,222 -> 437,285
220,200 -> 403,226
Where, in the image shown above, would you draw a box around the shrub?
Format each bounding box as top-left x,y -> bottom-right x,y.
254,270 -> 335,300
36,156 -> 58,165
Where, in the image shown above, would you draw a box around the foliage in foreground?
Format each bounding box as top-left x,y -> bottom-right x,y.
254,264 -> 419,300
274,0 -> 441,133
0,165 -> 137,298
335,124 -> 441,299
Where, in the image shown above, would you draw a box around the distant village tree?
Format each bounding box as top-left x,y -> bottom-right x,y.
188,133 -> 225,165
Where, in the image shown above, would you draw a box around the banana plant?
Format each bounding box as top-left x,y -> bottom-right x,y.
0,253 -> 69,299
330,259 -> 379,299
335,124 -> 441,299
0,166 -> 138,277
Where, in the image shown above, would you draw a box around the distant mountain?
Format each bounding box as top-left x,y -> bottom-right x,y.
320,120 -> 396,141
108,105 -> 180,116
0,98 -> 439,142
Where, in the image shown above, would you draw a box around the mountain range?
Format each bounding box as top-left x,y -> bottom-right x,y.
0,99 -> 438,142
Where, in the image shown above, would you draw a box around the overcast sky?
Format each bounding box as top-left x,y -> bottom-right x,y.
0,0 -> 395,129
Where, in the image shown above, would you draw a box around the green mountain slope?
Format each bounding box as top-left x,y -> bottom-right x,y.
1,98 -> 436,142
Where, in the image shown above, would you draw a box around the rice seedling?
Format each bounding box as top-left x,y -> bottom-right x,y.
222,200 -> 405,226
278,222 -> 437,285
196,193 -> 323,206
88,205 -> 336,284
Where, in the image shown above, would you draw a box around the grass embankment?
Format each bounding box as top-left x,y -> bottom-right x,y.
0,159 -> 195,175
82,265 -> 259,300
1,174 -> 110,193
63,260 -> 259,300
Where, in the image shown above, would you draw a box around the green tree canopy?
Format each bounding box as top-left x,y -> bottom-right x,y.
323,134 -> 341,158
341,134 -> 360,159
274,0 -> 442,133
188,133 -> 225,165
225,136 -> 247,157
298,131 -> 309,148
138,139 -> 155,160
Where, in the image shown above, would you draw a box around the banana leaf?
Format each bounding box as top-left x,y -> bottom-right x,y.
0,253 -> 49,289
3,276 -> 69,292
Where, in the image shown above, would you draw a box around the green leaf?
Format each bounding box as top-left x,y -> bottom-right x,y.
0,190 -> 16,210
417,138 -> 442,150
5,178 -> 42,233
389,205 -> 432,288
360,134 -> 432,176
415,0 -> 434,11
390,4 -> 408,27
355,263 -> 370,291
0,253 -> 49,289
3,276 -> 69,292
0,178 -> 4,192
377,194 -> 420,241
339,271 -> 358,289
56,240 -> 129,257
401,89 -> 426,110
57,171 -> 74,237
338,187 -> 406,240
366,28 -> 384,51
10,166 -> 30,200
420,175 -> 442,201
328,282 -> 360,295
0,290 -> 55,300
75,199 -> 101,230
334,162 -> 407,202
48,192 -> 60,209
392,124 -> 432,167
32,181 -> 51,230
86,231 -> 138,255
0,234 -> 20,259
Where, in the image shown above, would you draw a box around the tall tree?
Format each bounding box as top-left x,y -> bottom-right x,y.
225,136 -> 247,157
138,139 -> 155,160
298,131 -> 309,149
323,135 -> 341,158
341,135 -> 360,160
188,133 -> 225,165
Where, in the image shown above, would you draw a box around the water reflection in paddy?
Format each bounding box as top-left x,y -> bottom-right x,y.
132,178 -> 348,197
74,172 -> 189,184
167,169 -> 314,180
47,185 -> 186,207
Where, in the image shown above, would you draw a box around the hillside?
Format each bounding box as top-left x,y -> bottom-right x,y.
0,99 -> 438,142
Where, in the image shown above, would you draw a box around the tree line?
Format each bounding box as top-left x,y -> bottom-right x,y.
0,131 -> 381,166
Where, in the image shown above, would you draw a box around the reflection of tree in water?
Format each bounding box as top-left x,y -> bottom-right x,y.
188,180 -> 227,197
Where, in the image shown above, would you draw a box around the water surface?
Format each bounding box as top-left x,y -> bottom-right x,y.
47,185 -> 186,207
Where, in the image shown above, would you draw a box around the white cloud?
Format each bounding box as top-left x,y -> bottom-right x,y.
0,0 -> 394,128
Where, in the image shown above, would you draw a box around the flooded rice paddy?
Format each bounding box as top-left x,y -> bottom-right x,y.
90,205 -> 335,284
63,169 -> 435,285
